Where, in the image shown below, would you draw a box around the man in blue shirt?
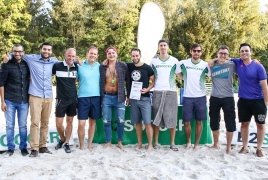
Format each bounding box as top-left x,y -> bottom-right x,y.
3,42 -> 59,157
0,44 -> 30,157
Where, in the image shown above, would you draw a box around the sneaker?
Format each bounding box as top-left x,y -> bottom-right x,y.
39,147 -> 52,154
256,149 -> 264,157
55,140 -> 65,150
238,147 -> 249,154
21,149 -> 29,156
29,150 -> 38,157
4,150 -> 14,157
63,143 -> 71,153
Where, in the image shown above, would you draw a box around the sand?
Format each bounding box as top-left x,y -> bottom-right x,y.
0,88 -> 267,179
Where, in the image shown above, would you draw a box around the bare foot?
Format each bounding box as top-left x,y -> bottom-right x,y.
118,142 -> 124,150
226,148 -> 232,155
135,144 -> 142,149
185,142 -> 191,149
147,145 -> 153,152
210,144 -> 220,149
104,143 -> 112,148
193,144 -> 199,151
88,144 -> 93,151
79,146 -> 84,150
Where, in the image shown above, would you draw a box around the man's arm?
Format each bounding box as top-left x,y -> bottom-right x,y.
141,75 -> 155,94
260,80 -> 268,106
176,72 -> 183,80
0,87 -> 7,112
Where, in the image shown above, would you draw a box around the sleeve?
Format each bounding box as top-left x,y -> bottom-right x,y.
52,63 -> 56,75
124,63 -> 130,98
175,59 -> 181,73
230,58 -> 240,66
147,65 -> 154,77
0,64 -> 8,87
206,62 -> 211,76
257,64 -> 267,81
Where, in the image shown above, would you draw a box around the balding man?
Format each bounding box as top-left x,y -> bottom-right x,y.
53,48 -> 78,153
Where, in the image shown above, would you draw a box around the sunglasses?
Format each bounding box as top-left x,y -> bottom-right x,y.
192,50 -> 202,53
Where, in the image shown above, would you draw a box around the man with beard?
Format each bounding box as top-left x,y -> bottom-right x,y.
3,42 -> 59,157
53,48 -> 78,153
0,44 -> 30,157
127,47 -> 154,152
100,47 -> 130,149
178,44 -> 211,150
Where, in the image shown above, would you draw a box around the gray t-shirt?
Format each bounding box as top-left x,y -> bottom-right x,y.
211,60 -> 236,98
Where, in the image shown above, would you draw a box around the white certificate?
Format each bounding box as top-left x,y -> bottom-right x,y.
130,81 -> 143,100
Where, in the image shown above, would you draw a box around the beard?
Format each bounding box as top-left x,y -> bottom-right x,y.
133,59 -> 140,64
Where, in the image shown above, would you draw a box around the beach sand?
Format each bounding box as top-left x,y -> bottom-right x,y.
0,89 -> 267,179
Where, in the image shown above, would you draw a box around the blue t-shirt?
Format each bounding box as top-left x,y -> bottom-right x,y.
232,58 -> 267,99
77,60 -> 100,97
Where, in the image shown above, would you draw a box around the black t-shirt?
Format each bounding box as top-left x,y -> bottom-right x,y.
127,63 -> 154,97
52,61 -> 78,100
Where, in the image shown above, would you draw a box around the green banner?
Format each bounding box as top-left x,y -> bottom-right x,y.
93,106 -> 212,145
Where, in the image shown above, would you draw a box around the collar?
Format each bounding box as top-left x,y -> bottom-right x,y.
63,60 -> 75,67
38,55 -> 50,61
83,60 -> 96,66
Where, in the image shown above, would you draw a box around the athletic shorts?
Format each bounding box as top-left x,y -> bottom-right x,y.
238,98 -> 267,124
183,96 -> 207,122
130,96 -> 151,124
77,96 -> 101,120
209,96 -> 236,132
55,98 -> 77,117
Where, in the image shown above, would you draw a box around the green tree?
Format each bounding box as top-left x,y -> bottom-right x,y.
0,0 -> 32,53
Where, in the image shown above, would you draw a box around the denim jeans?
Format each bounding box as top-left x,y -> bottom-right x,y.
5,100 -> 29,150
102,95 -> 125,142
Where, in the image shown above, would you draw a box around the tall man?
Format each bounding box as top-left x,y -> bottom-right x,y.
0,44 -> 30,157
100,47 -> 130,149
232,43 -> 267,157
53,48 -> 78,153
3,42 -> 59,157
209,45 -> 236,154
77,45 -> 101,151
178,44 -> 211,150
150,40 -> 180,151
127,47 -> 155,151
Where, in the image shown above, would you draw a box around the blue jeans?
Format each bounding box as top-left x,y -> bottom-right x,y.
5,100 -> 29,150
102,95 -> 125,142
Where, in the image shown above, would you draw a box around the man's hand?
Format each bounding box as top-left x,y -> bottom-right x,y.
140,88 -> 149,94
76,56 -> 82,66
3,52 -> 10,63
1,102 -> 7,112
253,59 -> 261,64
125,98 -> 130,106
102,59 -> 108,65
208,59 -> 217,67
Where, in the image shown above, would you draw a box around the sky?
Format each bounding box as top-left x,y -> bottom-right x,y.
259,0 -> 267,12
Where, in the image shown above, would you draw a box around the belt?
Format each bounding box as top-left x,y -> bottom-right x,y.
104,92 -> 118,96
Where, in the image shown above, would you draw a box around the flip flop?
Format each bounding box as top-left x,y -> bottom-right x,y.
153,145 -> 160,149
170,145 -> 178,151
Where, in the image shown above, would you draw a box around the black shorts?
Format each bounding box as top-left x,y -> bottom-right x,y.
55,98 -> 77,117
238,98 -> 267,124
209,96 -> 236,132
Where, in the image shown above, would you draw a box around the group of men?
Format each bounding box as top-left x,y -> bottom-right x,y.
0,40 -> 267,158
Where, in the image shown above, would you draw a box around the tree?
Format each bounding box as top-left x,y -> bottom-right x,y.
0,0 -> 32,53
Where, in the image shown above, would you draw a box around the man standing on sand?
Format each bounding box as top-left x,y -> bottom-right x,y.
178,44 -> 211,150
150,39 -> 180,151
3,42 -> 59,157
53,48 -> 78,153
232,43 -> 267,157
0,44 -> 30,157
127,47 -> 155,151
77,45 -> 101,151
100,46 -> 130,149
209,45 -> 236,154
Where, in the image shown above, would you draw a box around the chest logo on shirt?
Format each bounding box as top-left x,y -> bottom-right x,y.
131,70 -> 141,81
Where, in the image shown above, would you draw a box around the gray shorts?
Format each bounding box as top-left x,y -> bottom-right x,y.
152,91 -> 178,128
183,96 -> 207,122
130,96 -> 152,124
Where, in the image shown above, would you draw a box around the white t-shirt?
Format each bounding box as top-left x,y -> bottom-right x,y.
178,58 -> 211,97
150,55 -> 180,91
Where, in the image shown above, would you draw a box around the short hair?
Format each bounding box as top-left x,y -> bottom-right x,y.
65,48 -> 76,54
217,45 -> 230,53
239,43 -> 252,51
40,42 -> 53,49
130,47 -> 141,55
158,39 -> 169,46
12,44 -> 24,51
190,43 -> 202,50
87,44 -> 98,52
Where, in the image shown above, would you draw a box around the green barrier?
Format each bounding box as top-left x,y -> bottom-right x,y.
93,106 -> 212,145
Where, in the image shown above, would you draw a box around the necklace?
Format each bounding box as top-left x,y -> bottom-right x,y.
108,66 -> 116,84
